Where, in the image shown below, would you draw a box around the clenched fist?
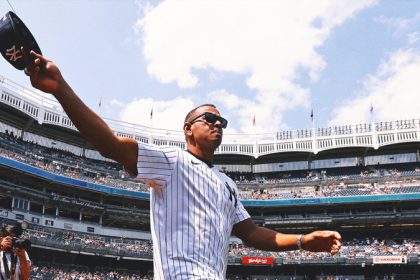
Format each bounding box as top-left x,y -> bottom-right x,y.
301,231 -> 342,255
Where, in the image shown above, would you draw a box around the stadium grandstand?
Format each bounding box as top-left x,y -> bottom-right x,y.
0,75 -> 419,279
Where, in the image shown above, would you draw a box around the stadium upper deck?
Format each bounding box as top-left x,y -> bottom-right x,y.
1,128 -> 419,235
1,75 -> 419,160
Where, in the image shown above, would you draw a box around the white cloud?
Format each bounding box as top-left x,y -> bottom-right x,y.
209,88 -> 294,133
110,99 -> 125,107
375,13 -> 420,40
329,49 -> 420,126
408,32 -> 420,45
135,0 -> 376,132
119,97 -> 194,131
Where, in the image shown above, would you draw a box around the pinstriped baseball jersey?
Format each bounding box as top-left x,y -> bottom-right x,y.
136,143 -> 250,279
0,251 -> 30,280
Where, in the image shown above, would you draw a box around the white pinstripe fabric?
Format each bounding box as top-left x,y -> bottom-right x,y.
0,251 -> 30,280
136,144 -> 250,279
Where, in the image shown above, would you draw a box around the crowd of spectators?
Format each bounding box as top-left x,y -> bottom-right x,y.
30,265 -> 152,280
228,276 -> 405,280
239,180 -> 420,200
230,170 -> 321,186
274,119 -> 419,139
229,236 -> 419,260
19,224 -> 419,262
0,131 -> 149,193
22,226 -> 153,256
275,123 -> 372,139
240,186 -> 318,200
375,119 -> 419,131
1,130 -> 420,201
29,264 -> 402,280
230,166 -> 420,187
29,264 -> 408,280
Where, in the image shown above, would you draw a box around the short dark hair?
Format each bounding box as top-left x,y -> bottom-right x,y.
184,104 -> 217,123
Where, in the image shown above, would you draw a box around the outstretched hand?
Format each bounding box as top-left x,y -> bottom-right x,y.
22,48 -> 64,95
302,230 -> 342,255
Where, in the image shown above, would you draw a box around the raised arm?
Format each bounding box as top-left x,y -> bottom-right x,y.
24,50 -> 138,176
232,218 -> 341,254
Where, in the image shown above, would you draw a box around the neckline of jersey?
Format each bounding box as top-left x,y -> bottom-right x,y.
186,149 -> 214,168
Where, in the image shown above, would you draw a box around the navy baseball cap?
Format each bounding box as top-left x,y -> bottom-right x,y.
0,11 -> 42,70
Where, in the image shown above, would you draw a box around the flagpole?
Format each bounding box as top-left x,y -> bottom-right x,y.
150,107 -> 154,128
370,102 -> 378,149
311,109 -> 314,131
98,96 -> 102,117
253,114 -> 258,159
370,102 -> 374,123
149,107 -> 154,145
311,109 -> 317,154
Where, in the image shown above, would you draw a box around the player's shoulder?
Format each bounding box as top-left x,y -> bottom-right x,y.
215,168 -> 237,187
138,142 -> 181,154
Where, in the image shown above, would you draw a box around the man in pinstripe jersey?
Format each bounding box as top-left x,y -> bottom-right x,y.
0,223 -> 31,280
24,51 -> 342,279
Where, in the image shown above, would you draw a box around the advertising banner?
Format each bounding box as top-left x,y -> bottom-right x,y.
372,256 -> 407,264
242,256 -> 274,265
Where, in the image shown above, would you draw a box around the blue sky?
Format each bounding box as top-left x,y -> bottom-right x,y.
1,0 -> 419,134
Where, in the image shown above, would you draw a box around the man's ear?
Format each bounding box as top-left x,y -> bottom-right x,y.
184,123 -> 192,136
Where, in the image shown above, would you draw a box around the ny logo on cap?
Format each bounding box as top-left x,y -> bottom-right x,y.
5,45 -> 22,62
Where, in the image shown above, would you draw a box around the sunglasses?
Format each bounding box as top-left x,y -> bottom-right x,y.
190,112 -> 228,129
